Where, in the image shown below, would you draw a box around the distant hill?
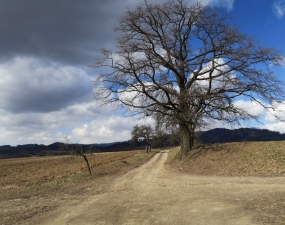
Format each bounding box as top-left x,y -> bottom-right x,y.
0,140 -> 151,159
0,142 -> 63,159
199,128 -> 285,143
1,128 -> 284,159
90,142 -> 121,147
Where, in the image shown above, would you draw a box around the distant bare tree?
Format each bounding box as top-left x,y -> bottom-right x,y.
93,0 -> 285,159
61,137 -> 93,175
131,125 -> 154,152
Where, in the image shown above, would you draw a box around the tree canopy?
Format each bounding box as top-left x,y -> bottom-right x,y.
93,0 -> 285,159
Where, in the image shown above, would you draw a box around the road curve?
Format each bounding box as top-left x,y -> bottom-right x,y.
36,150 -> 284,225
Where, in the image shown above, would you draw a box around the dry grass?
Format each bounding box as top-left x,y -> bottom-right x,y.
166,146 -> 181,161
0,150 -> 158,200
170,141 -> 285,176
169,141 -> 285,225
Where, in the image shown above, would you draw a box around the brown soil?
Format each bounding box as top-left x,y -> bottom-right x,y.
0,151 -> 138,189
4,149 -> 284,225
0,150 -> 156,224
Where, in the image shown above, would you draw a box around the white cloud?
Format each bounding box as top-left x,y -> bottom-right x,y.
0,101 -> 111,145
71,116 -> 155,144
0,94 -> 154,145
199,0 -> 235,10
263,122 -> 285,133
205,99 -> 285,134
273,0 -> 285,18
236,100 -> 285,134
194,58 -> 236,90
264,101 -> 285,122
0,56 -> 157,146
154,0 -> 235,10
233,100 -> 266,117
0,57 -> 118,146
0,57 -> 93,113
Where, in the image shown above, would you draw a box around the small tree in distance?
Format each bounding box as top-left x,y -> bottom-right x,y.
131,125 -> 154,152
93,0 -> 285,159
61,137 -> 93,175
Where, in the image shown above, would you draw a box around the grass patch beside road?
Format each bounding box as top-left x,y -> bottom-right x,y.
169,141 -> 285,176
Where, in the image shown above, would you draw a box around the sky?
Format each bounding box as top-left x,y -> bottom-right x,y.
0,0 -> 284,146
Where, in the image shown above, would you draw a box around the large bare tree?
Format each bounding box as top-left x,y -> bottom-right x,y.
93,0 -> 285,159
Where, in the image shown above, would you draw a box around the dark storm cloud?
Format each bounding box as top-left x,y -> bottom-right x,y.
0,0 -> 130,65
0,57 -> 93,113
0,0 -> 230,65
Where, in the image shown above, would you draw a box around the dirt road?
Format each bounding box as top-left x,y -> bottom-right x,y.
33,150 -> 284,225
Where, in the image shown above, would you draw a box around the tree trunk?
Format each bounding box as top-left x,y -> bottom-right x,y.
179,124 -> 194,160
83,155 -> 92,175
145,146 -> 149,153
